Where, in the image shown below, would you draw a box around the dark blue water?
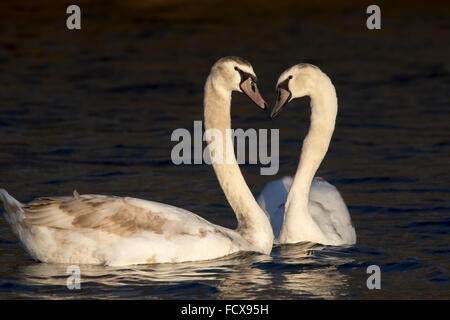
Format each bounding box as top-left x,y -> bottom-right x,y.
0,2 -> 448,299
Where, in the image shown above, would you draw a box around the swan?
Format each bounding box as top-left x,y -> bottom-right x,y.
0,56 -> 274,266
257,63 -> 356,246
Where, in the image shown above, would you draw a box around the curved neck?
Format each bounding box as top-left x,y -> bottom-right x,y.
279,73 -> 337,242
203,75 -> 273,253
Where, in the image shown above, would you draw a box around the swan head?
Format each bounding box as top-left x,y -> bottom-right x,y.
210,56 -> 267,110
270,63 -> 321,119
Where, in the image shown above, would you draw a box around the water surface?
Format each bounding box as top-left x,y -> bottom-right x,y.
0,1 -> 448,299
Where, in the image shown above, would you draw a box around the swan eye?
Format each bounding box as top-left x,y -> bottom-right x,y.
234,66 -> 239,71
288,75 -> 293,80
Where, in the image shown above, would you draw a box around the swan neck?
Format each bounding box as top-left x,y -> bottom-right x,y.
281,74 -> 337,241
203,75 -> 273,253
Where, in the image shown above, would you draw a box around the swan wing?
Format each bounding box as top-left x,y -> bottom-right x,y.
23,193 -> 209,236
257,177 -> 356,245
15,192 -> 248,265
257,176 -> 293,237
257,176 -> 292,216
309,177 -> 356,245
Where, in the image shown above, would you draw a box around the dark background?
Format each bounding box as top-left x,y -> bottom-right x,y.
0,0 -> 448,299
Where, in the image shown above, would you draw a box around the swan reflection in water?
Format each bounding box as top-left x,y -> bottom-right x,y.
14,242 -> 354,299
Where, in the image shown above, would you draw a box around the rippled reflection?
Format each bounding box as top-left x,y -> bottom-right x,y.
12,243 -> 354,299
272,243 -> 354,299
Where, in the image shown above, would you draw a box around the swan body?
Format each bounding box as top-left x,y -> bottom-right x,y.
0,191 -> 250,266
258,63 -> 356,246
257,176 -> 355,245
0,57 -> 273,266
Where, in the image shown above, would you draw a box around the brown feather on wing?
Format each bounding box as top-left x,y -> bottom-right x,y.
22,194 -> 167,236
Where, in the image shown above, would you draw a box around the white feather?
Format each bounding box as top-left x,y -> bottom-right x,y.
258,64 -> 356,246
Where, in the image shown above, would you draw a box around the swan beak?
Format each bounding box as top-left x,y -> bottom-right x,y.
240,77 -> 267,110
270,88 -> 291,119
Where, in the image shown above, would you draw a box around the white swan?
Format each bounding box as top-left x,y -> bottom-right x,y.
0,56 -> 274,266
257,63 -> 356,246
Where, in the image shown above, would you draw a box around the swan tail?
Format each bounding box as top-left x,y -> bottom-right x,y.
0,189 -> 24,220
